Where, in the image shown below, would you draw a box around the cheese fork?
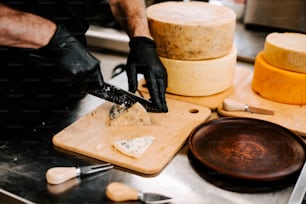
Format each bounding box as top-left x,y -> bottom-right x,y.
46,163 -> 113,185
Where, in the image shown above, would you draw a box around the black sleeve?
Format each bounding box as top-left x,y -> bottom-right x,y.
1,0 -> 101,45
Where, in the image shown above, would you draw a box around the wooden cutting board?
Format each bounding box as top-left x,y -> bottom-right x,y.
53,98 -> 211,175
138,65 -> 252,110
217,74 -> 306,137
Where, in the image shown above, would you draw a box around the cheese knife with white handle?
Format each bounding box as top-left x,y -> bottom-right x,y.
106,182 -> 172,204
223,98 -> 274,115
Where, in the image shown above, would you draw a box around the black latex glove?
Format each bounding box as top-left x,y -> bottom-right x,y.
126,37 -> 168,112
40,25 -> 104,94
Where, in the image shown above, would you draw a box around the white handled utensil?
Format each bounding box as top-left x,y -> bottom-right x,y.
223,98 -> 274,115
46,163 -> 113,185
106,182 -> 172,204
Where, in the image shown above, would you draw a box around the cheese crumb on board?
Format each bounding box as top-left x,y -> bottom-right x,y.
109,102 -> 151,127
252,52 -> 306,105
112,136 -> 155,158
146,1 -> 236,60
264,32 -> 306,73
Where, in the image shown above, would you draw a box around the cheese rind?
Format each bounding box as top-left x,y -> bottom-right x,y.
264,32 -> 306,73
161,47 -> 237,96
252,52 -> 306,105
146,1 -> 236,60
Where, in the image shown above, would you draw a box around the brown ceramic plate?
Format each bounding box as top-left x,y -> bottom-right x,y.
188,117 -> 306,181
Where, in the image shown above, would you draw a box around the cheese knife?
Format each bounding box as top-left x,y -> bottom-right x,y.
106,182 -> 173,204
88,82 -> 162,113
288,161 -> 306,204
46,163 -> 113,185
223,98 -> 274,115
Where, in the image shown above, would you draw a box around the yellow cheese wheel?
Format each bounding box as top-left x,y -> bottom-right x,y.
161,47 -> 237,96
146,1 -> 236,60
264,32 -> 306,73
252,52 -> 306,105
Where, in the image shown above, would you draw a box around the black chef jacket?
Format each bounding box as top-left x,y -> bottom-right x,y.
0,0 -> 102,129
1,0 -> 101,43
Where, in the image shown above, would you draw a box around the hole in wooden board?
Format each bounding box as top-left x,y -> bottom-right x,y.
189,109 -> 199,114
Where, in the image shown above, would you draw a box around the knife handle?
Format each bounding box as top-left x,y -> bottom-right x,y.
223,98 -> 247,111
106,182 -> 139,202
46,167 -> 80,185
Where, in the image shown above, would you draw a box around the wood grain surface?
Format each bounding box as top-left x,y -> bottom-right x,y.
218,74 -> 306,137
53,98 -> 211,175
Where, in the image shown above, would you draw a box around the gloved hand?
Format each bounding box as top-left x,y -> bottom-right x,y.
126,37 -> 168,112
40,24 -> 104,94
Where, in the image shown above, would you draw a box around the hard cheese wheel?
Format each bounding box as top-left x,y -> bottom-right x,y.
146,1 -> 236,60
264,32 -> 306,73
252,52 -> 306,105
161,47 -> 237,96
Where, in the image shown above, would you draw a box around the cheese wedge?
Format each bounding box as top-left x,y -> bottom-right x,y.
109,102 -> 151,127
161,46 -> 237,96
113,136 -> 155,158
264,32 -> 306,73
146,1 -> 236,60
252,52 -> 306,105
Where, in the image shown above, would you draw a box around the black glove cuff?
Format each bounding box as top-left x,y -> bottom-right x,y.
129,36 -> 156,49
43,24 -> 77,51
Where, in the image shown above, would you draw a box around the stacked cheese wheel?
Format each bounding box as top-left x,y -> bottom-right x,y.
146,1 -> 237,96
252,32 -> 306,105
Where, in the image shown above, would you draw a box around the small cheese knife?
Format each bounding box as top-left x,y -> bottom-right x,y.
288,161 -> 306,204
223,98 -> 274,115
88,82 -> 162,113
106,182 -> 173,204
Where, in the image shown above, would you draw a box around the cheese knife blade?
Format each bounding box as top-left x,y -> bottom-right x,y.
246,105 -> 274,115
140,192 -> 173,204
88,82 -> 162,112
288,161 -> 306,204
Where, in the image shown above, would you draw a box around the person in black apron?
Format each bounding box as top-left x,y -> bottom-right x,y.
0,0 -> 168,130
